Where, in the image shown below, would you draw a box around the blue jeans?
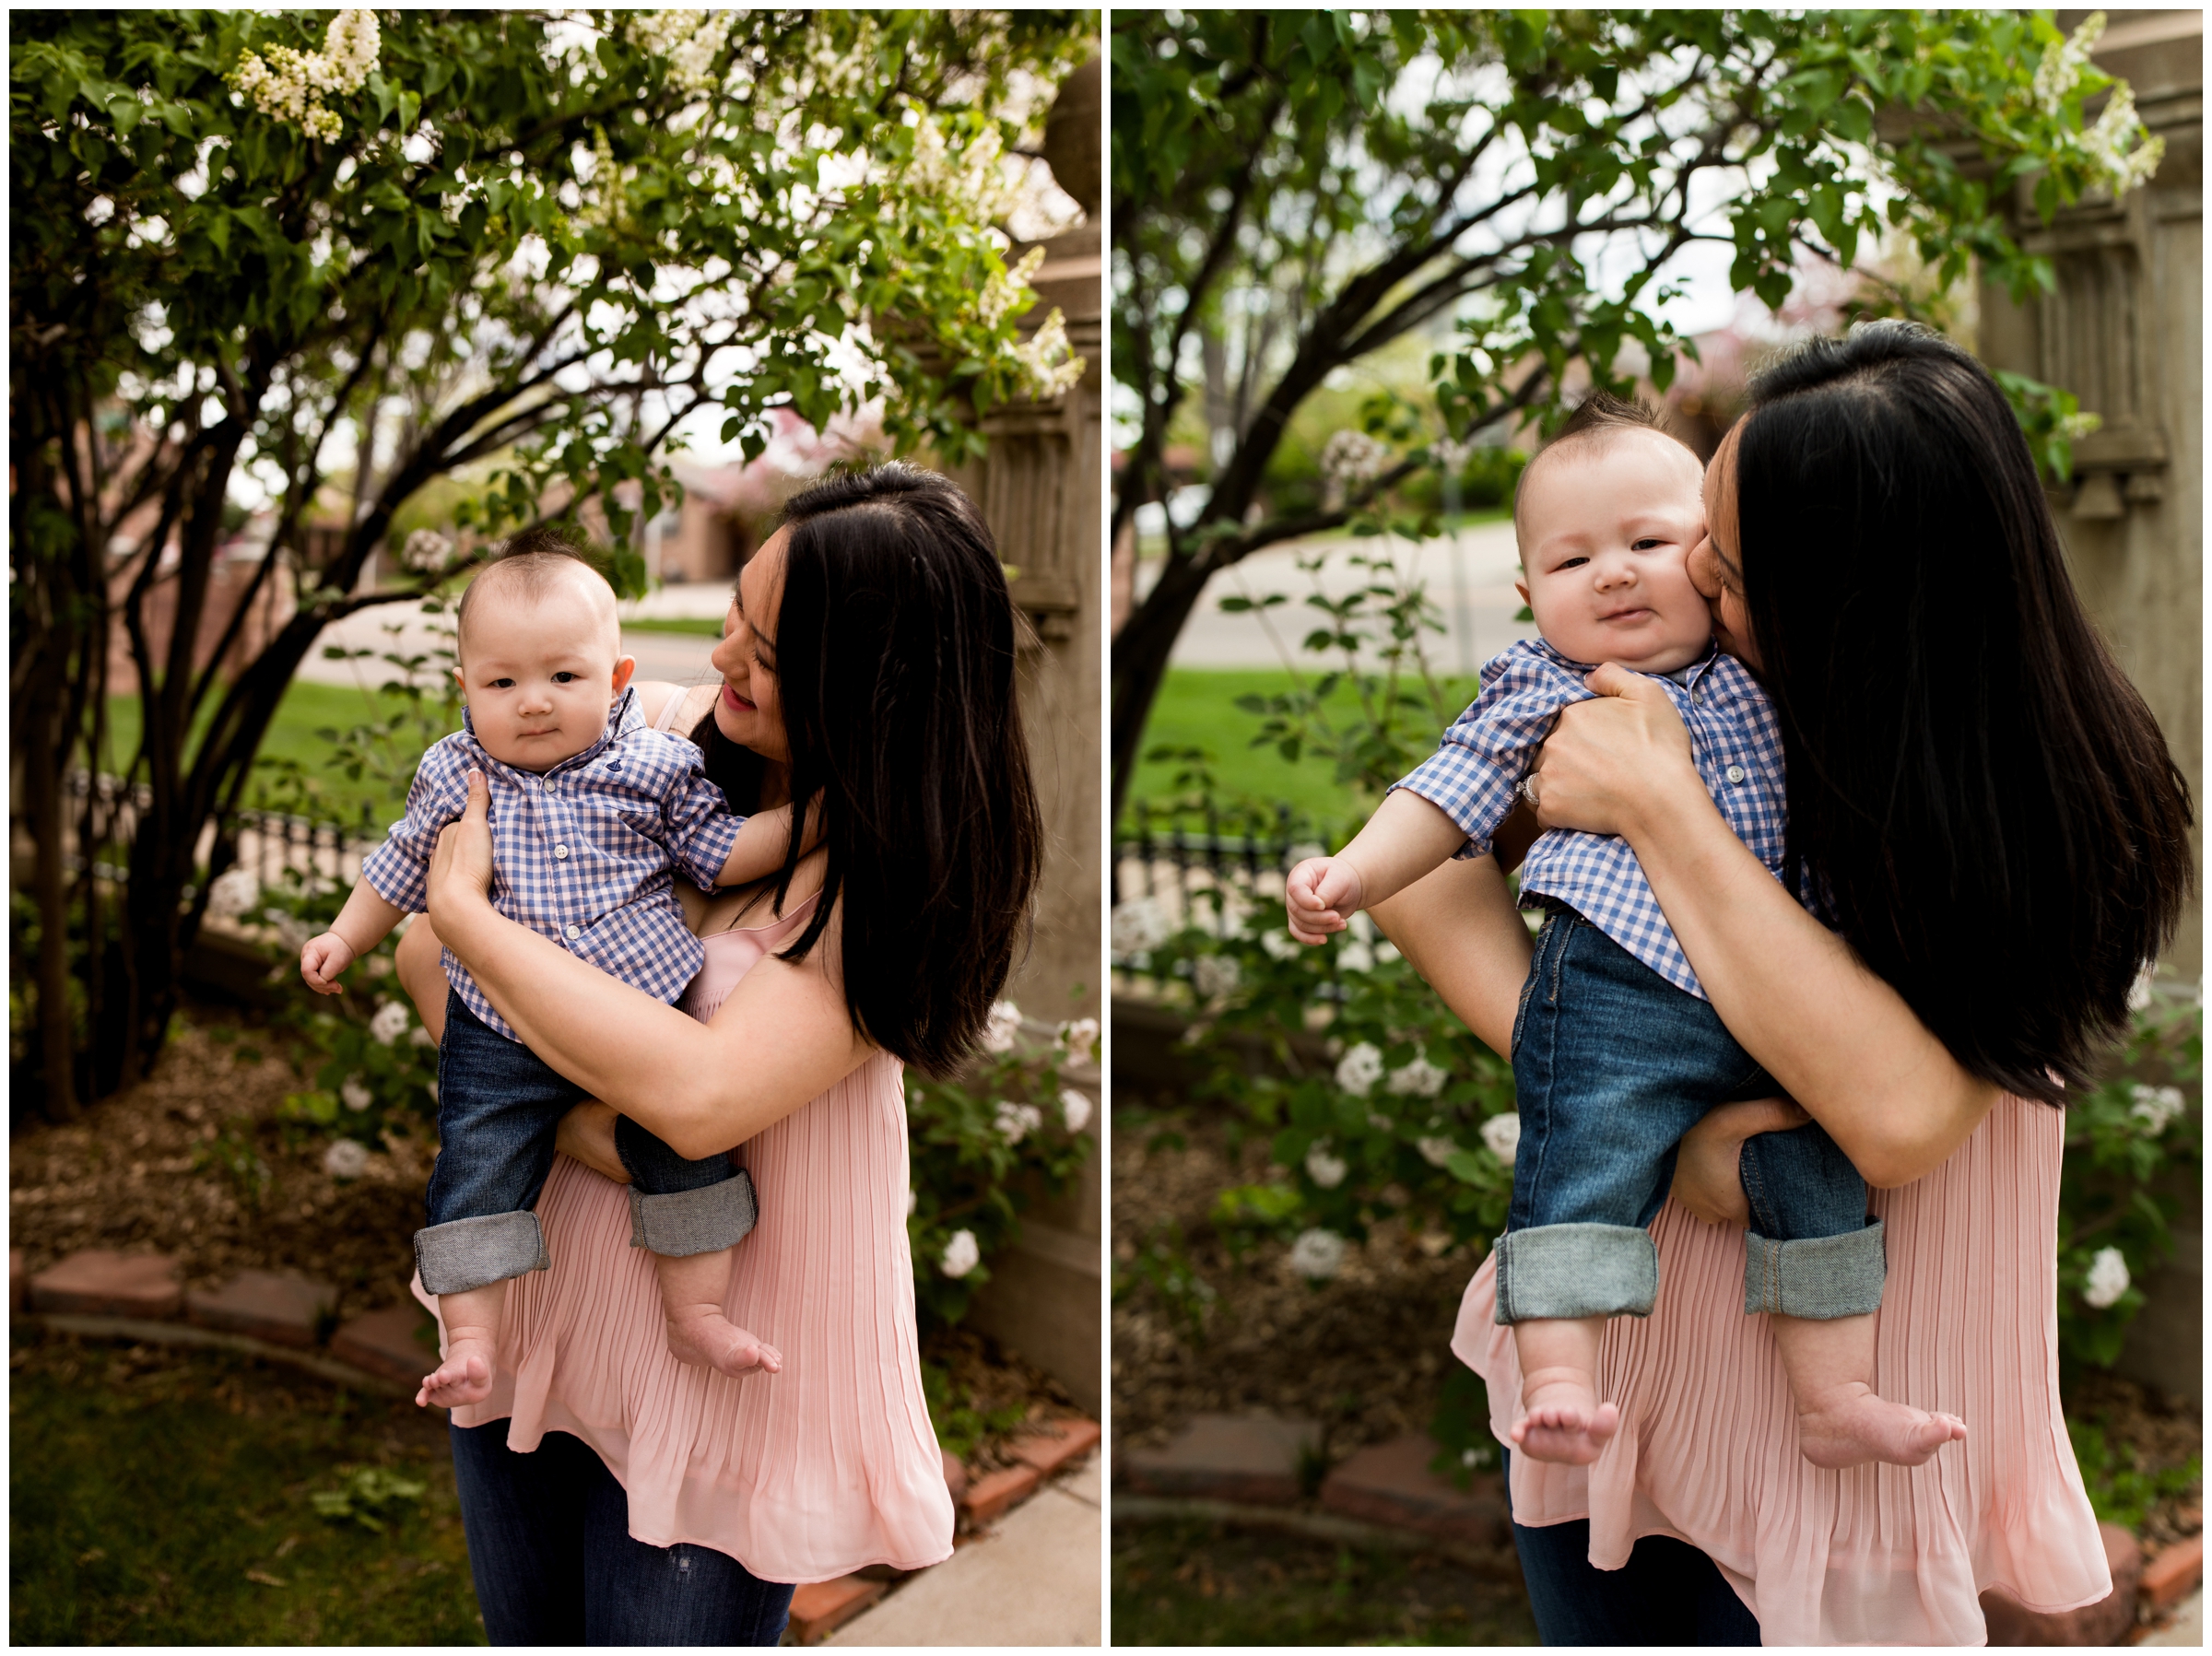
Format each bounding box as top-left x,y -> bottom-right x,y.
450,1415 -> 794,1646
1497,904 -> 1884,1323
418,989 -> 757,1295
1504,1449 -> 1760,1645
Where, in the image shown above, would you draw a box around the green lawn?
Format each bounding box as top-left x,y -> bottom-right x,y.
9,1326 -> 483,1645
1112,1515 -> 1536,1645
1122,668 -> 1477,840
620,616 -> 725,638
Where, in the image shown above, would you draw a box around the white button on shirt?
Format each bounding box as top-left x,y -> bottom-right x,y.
566,923 -> 582,939
1725,765 -> 1747,783
555,844 -> 570,859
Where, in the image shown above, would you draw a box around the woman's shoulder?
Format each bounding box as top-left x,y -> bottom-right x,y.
633,680 -> 717,740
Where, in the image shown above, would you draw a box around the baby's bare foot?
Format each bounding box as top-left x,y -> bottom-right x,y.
1510,1379 -> 1619,1465
665,1306 -> 783,1378
417,1334 -> 495,1409
1796,1384 -> 1966,1469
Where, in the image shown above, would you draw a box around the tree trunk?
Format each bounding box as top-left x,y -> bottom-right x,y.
1109,546 -> 1220,822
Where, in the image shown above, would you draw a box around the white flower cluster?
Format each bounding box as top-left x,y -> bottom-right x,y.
1337,939 -> 1375,974
981,999 -> 1023,1054
231,10 -> 380,143
940,1227 -> 980,1279
630,10 -> 733,94
1430,435 -> 1477,475
1015,307 -> 1089,401
2081,1244 -> 2130,1309
1417,1135 -> 1459,1169
1112,896 -> 1173,956
2129,1083 -> 2187,1136
205,867 -> 261,919
1060,1086 -> 1093,1133
1192,954 -> 1241,1001
2032,11 -> 2103,116
1288,1227 -> 1347,1281
1261,928 -> 1302,961
2082,83 -> 2164,195
904,112 -> 1018,222
2128,966 -> 2157,1013
368,1001 -> 411,1046
978,246 -> 1048,328
1334,1041 -> 1383,1098
1480,1112 -> 1521,1168
340,1075 -> 374,1113
1385,1053 -> 1449,1098
1057,1017 -> 1100,1063
1304,1139 -> 1347,1189
323,1137 -> 371,1180
994,1099 -> 1043,1145
400,528 -> 453,573
1321,429 -> 1394,490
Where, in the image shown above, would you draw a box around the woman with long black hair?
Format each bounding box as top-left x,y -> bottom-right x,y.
1378,323 -> 2194,1643
396,464 -> 1043,1644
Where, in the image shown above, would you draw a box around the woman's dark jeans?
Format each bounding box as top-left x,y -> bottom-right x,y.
450,1416 -> 794,1646
1504,1449 -> 1760,1646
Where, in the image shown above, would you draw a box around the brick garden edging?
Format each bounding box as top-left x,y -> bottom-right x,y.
17,1246 -> 1100,1647
1113,1407 -> 2202,1642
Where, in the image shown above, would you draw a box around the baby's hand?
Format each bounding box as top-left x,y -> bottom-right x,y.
1284,856 -> 1365,945
300,933 -> 357,995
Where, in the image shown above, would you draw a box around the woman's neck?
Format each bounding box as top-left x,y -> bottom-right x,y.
756,761 -> 794,811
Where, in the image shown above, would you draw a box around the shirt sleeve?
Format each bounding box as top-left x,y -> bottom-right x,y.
658,754 -> 746,892
358,737 -> 472,912
1391,645 -> 1583,860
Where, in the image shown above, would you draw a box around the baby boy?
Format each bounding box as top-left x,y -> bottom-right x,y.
1286,395 -> 1966,1470
303,533 -> 797,1408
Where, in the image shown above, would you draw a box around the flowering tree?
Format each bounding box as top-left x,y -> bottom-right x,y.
1110,8 -> 2167,814
10,9 -> 1094,1108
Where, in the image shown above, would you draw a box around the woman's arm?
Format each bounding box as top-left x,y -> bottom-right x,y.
1531,665 -> 1998,1187
427,770 -> 874,1159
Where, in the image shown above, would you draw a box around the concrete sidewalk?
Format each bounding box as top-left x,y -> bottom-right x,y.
826,1454 -> 1100,1647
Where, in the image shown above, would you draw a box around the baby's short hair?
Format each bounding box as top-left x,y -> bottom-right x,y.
1512,391 -> 1702,553
455,523 -> 617,653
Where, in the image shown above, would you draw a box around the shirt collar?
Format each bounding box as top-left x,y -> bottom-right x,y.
1526,636 -> 1724,681
460,686 -> 639,778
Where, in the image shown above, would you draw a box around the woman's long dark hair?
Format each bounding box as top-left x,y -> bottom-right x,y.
691,463 -> 1042,1075
1736,322 -> 2194,1105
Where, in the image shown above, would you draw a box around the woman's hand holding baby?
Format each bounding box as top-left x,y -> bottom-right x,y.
1284,856 -> 1366,944
426,768 -> 499,945
1524,664 -> 1703,840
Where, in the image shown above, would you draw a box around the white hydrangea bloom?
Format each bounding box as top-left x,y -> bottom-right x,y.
940,1227 -> 981,1279
1057,1017 -> 1100,1062
1060,1087 -> 1093,1133
1193,954 -> 1242,1000
206,867 -> 261,919
1375,941 -> 1402,965
630,10 -> 733,93
1321,429 -> 1394,489
1288,1227 -> 1347,1281
400,529 -> 453,573
982,999 -> 1022,1054
2081,1245 -> 2130,1309
339,1075 -> 373,1112
994,1100 -> 1043,1145
426,1079 -> 438,1104
1338,942 -> 1375,974
368,1001 -> 410,1046
409,1023 -> 438,1050
260,906 -> 312,955
1417,1136 -> 1458,1169
1334,1042 -> 1383,1098
1480,1112 -> 1521,1168
1386,1054 -> 1449,1098
1112,897 -> 1174,955
2129,966 -> 2158,1014
1304,1140 -> 1348,1189
2129,1084 -> 2186,1136
322,1137 -> 370,1180
230,10 -> 380,141
1261,927 -> 1301,961
906,1188 -> 918,1216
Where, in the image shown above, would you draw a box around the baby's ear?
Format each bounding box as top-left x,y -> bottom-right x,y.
1513,578 -> 1531,607
610,655 -> 637,697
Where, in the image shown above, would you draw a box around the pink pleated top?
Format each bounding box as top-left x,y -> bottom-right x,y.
1455,1096 -> 2110,1644
416,892 -> 956,1584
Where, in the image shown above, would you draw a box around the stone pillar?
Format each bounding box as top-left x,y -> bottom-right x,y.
928,57 -> 1103,1415
1977,10 -> 2201,1405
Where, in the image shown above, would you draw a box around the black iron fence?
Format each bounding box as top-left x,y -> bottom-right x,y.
62,770 -> 385,898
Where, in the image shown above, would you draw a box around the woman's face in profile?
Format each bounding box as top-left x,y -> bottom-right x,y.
1688,422 -> 1760,672
711,527 -> 790,762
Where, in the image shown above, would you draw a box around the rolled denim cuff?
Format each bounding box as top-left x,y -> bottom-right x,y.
1743,1218 -> 1886,1318
627,1169 -> 758,1257
415,1211 -> 549,1296
1493,1223 -> 1658,1324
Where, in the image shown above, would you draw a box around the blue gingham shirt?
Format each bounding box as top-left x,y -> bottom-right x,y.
1394,638 -> 1795,1002
360,688 -> 744,1039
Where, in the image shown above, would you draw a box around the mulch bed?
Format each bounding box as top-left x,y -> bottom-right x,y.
11,1002 -> 1070,1465
1112,1101 -> 2202,1555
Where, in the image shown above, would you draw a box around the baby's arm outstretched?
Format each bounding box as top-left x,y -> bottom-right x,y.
300,882 -> 408,994
712,800 -> 822,887
1285,790 -> 1469,945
